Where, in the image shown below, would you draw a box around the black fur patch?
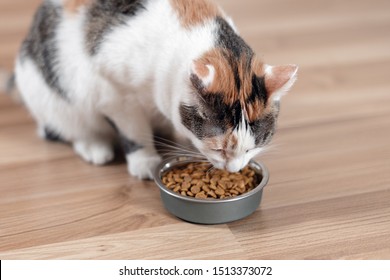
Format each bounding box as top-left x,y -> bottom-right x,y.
180,104 -> 224,139
43,126 -> 64,142
230,100 -> 242,127
20,2 -> 68,100
215,17 -> 253,60
180,94 -> 242,140
250,113 -> 277,146
120,136 -> 143,154
215,17 -> 254,95
232,62 -> 241,93
104,116 -> 118,132
86,0 -> 147,55
190,73 -> 205,93
246,75 -> 268,106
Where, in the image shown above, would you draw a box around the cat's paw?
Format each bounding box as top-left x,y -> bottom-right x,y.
127,150 -> 162,180
73,140 -> 114,165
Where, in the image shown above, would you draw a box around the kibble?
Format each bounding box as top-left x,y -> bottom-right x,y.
161,162 -> 261,199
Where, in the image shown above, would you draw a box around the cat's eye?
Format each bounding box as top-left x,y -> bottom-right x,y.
199,110 -> 208,119
212,149 -> 223,152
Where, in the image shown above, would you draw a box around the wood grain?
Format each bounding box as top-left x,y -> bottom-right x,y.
0,0 -> 389,259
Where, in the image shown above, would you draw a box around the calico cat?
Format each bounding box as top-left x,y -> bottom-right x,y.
14,0 -> 298,179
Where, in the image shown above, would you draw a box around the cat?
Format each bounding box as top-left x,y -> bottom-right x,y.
13,0 -> 298,179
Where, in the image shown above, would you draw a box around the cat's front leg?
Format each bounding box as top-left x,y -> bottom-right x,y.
124,143 -> 162,180
102,99 -> 161,180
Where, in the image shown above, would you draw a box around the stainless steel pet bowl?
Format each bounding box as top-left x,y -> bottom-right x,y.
154,156 -> 269,224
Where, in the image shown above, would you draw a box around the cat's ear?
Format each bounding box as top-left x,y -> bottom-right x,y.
190,60 -> 216,92
263,64 -> 298,101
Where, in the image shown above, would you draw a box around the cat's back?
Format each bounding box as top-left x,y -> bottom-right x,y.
20,0 -> 226,65
17,0 -> 231,101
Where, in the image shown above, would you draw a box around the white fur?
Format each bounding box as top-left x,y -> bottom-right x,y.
15,0 -> 287,178
264,64 -> 273,76
203,65 -> 216,87
226,114 -> 259,172
14,0 -> 223,179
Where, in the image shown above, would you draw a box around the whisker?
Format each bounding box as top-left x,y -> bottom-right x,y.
157,148 -> 203,157
123,131 -> 198,153
158,148 -> 204,157
155,143 -> 202,157
160,152 -> 206,159
152,135 -> 194,151
116,132 -> 210,161
162,144 -> 196,153
150,135 -> 195,151
206,166 -> 216,175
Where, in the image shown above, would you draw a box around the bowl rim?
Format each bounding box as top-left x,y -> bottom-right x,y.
153,156 -> 269,204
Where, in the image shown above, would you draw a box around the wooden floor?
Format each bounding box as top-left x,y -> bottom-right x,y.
1,0 -> 390,260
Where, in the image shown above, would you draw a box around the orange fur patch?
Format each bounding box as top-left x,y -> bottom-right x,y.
229,134 -> 238,150
202,135 -> 223,150
195,49 -> 236,101
202,134 -> 232,159
246,99 -> 264,123
224,134 -> 239,159
170,0 -> 220,28
195,49 -> 268,123
64,0 -> 91,13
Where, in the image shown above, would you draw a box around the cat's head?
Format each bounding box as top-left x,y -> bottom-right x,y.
180,49 -> 297,172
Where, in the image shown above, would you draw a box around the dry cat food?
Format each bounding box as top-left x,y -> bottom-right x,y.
161,162 -> 261,199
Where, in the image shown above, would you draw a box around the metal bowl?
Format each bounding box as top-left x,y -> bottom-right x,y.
153,156 -> 269,224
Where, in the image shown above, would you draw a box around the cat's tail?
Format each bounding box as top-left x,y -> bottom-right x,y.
0,67 -> 22,102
